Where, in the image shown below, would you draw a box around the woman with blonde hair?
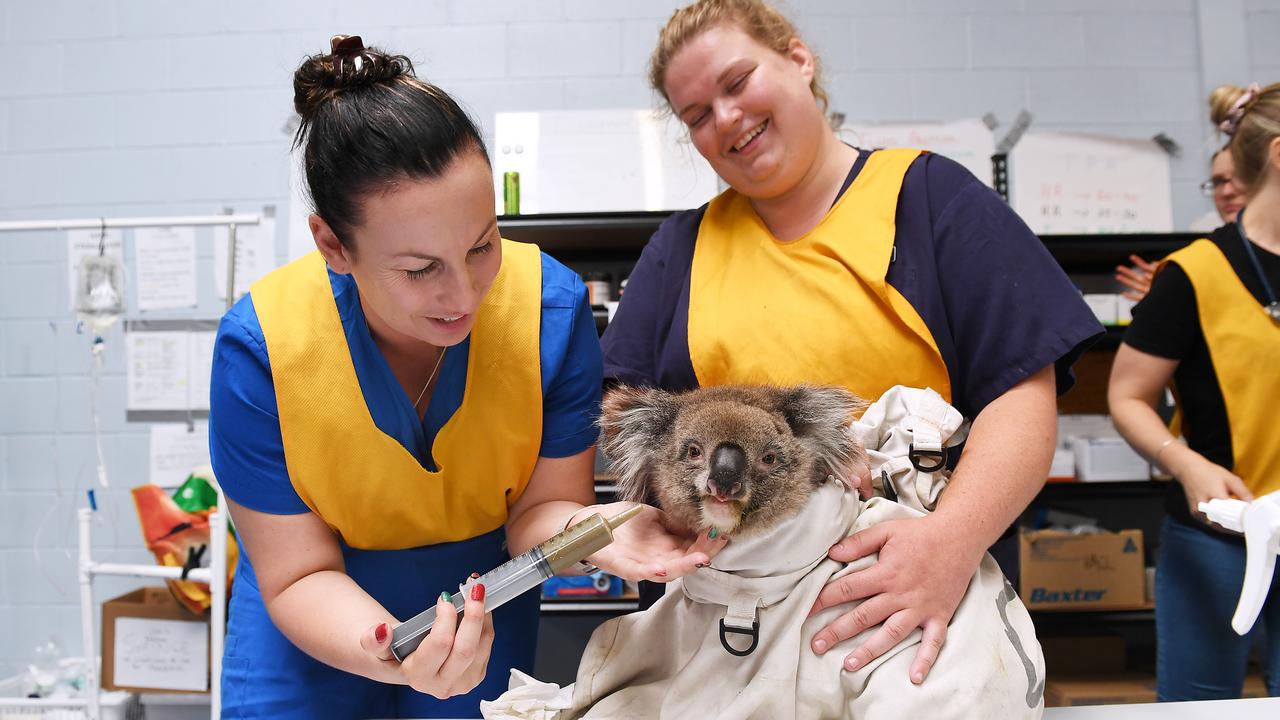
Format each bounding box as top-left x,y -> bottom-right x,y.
604,0 -> 1100,690
1109,82 -> 1280,700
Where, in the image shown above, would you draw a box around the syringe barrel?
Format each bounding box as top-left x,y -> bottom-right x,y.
539,512 -> 618,575
389,512 -> 624,661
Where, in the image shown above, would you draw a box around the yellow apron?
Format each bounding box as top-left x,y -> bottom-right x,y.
688,148 -> 950,403
1165,239 -> 1280,496
250,240 -> 544,550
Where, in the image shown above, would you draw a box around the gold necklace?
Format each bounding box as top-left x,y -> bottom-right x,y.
412,347 -> 446,411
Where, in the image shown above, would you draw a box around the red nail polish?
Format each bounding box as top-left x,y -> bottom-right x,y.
471,583 -> 485,602
469,571 -> 481,579
654,569 -> 668,578
374,623 -> 387,643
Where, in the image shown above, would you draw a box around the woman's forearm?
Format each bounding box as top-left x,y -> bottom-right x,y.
934,366 -> 1057,556
267,569 -> 403,684
506,499 -> 593,557
1109,395 -> 1185,471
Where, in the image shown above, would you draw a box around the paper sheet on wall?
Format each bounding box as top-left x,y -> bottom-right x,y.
134,227 -> 197,311
287,147 -> 316,262
1010,132 -> 1173,234
149,422 -> 210,487
493,110 -> 719,214
127,331 -> 190,411
187,331 -> 215,411
838,119 -> 997,187
66,228 -> 124,307
126,331 -> 216,411
112,616 -> 209,691
214,217 -> 277,301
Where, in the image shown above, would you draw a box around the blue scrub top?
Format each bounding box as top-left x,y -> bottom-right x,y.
209,251 -> 602,719
211,251 -> 602,514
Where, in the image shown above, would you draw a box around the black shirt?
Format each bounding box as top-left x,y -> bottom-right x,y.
1123,222 -> 1280,532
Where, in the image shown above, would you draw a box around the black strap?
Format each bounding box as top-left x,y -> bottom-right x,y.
1236,209 -> 1280,322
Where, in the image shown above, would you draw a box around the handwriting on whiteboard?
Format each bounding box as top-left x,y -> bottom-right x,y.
1012,132 -> 1172,234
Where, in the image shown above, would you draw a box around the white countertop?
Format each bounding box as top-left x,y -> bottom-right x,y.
1045,696 -> 1279,718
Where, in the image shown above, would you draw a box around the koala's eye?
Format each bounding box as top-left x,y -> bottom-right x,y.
762,452 -> 777,465
687,445 -> 702,459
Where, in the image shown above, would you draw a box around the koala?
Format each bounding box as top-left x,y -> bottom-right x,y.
599,384 -> 869,538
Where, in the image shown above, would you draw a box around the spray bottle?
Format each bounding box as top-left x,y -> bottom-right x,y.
1200,489 -> 1280,634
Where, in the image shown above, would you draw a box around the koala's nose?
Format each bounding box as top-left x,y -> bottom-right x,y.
709,443 -> 747,498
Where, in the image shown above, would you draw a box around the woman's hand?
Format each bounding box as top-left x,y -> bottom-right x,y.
360,585 -> 495,699
571,502 -> 729,582
1166,449 -> 1254,526
1114,254 -> 1158,301
808,512 -> 982,684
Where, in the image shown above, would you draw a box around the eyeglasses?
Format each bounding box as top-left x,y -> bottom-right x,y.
1199,176 -> 1240,196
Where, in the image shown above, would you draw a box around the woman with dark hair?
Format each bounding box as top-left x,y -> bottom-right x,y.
209,36 -> 721,719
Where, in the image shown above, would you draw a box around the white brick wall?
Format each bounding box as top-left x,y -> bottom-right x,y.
0,0 -> 1274,679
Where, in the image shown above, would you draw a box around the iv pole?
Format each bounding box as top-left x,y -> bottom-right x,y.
0,212 -> 261,720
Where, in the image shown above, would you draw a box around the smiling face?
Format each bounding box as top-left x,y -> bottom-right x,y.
663,23 -> 828,201
312,148 -> 502,351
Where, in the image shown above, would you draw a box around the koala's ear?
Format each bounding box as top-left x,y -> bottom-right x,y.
774,385 -> 869,487
599,385 -> 680,504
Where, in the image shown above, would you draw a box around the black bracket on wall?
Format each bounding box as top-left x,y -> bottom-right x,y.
991,153 -> 1010,203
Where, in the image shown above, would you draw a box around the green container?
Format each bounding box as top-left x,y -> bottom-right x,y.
503,171 -> 520,215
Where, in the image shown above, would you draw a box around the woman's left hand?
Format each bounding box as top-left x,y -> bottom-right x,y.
573,502 -> 729,582
807,513 -> 983,684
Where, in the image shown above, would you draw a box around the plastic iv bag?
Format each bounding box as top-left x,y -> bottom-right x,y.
73,253 -> 125,334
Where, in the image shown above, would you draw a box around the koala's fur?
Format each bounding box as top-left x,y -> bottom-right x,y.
599,384 -> 868,538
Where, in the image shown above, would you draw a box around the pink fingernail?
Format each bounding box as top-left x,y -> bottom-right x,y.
654,568 -> 668,578
814,639 -> 827,653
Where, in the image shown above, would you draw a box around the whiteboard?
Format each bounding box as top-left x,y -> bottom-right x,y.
838,119 -> 996,187
1010,132 -> 1173,234
493,110 -> 720,214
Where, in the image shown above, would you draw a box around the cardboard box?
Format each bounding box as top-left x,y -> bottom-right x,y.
102,587 -> 209,694
1019,529 -> 1145,610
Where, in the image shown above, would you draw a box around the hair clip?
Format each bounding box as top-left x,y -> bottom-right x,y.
331,34 -> 366,76
1219,82 -> 1262,137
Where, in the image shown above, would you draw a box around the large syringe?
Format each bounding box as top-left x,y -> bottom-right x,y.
391,505 -> 642,661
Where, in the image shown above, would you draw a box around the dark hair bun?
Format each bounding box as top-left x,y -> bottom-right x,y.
293,35 -> 415,121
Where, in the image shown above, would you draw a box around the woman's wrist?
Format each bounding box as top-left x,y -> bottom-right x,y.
1153,437 -> 1185,471
1158,439 -> 1197,478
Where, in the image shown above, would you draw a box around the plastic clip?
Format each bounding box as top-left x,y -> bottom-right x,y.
719,618 -> 760,657
909,442 -> 946,473
880,468 -> 898,503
